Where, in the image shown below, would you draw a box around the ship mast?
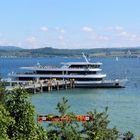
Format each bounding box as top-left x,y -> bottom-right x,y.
82,53 -> 89,63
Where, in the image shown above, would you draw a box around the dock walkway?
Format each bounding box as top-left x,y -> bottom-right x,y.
6,79 -> 75,93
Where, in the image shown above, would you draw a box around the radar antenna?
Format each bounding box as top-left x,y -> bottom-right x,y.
37,61 -> 41,66
82,53 -> 89,63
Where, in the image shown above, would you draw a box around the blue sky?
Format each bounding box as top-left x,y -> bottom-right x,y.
0,0 -> 140,49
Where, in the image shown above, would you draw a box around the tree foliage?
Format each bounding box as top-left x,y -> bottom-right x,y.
48,97 -> 81,140
5,88 -> 48,140
82,107 -> 119,140
0,83 -> 135,140
0,82 -> 7,104
123,131 -> 134,140
0,103 -> 14,140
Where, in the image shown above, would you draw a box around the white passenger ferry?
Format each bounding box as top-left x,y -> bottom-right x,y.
9,54 -> 125,88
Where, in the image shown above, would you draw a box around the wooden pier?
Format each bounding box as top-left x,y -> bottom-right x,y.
6,79 -> 75,93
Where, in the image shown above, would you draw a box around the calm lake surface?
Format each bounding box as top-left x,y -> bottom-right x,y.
0,57 -> 140,137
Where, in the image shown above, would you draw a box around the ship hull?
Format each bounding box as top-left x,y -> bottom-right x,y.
75,80 -> 125,88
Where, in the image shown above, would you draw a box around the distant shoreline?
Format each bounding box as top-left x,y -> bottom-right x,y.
0,52 -> 140,58
0,46 -> 140,58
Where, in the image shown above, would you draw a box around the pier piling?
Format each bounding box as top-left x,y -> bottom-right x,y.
65,80 -> 67,89
57,81 -> 59,90
33,84 -> 36,94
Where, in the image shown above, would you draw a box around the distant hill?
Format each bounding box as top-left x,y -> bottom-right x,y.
0,46 -> 140,57
0,46 -> 23,51
24,46 -> 140,57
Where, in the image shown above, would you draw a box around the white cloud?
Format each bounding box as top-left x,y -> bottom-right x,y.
26,36 -> 37,43
130,34 -> 140,42
118,30 -> 140,41
2,25 -> 140,49
115,26 -> 123,31
104,26 -> 113,31
55,27 -> 66,33
90,34 -> 109,41
40,26 -> 48,32
104,26 -> 124,32
97,35 -> 109,41
82,26 -> 93,32
0,38 -> 16,46
119,31 -> 129,37
26,36 -> 38,49
58,35 -> 64,40
60,29 -> 65,33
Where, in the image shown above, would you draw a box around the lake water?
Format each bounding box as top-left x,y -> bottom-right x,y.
0,57 -> 140,137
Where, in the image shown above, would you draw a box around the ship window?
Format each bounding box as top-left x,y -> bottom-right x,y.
36,71 -> 62,75
68,71 -> 96,75
69,65 -> 88,69
18,77 -> 34,81
74,78 -> 102,81
69,64 -> 100,69
89,65 -> 100,68
115,83 -> 119,86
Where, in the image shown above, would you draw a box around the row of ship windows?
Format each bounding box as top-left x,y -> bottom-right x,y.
18,77 -> 103,81
69,65 -> 100,68
35,71 -> 97,75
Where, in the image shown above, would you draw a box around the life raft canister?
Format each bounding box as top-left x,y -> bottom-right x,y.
37,115 -> 94,122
